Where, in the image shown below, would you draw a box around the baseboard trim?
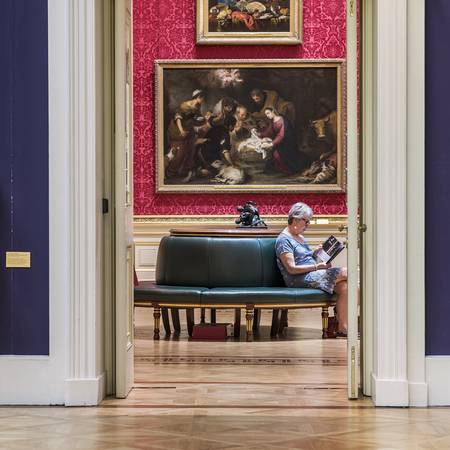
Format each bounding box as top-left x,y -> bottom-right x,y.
65,372 -> 106,406
408,382 -> 428,407
0,356 -> 65,405
371,374 -> 409,406
426,356 -> 450,406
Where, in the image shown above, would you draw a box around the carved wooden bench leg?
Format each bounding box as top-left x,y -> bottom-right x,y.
322,306 -> 329,339
171,308 -> 181,333
186,308 -> 195,337
210,308 -> 216,324
253,308 -> 261,331
161,308 -> 171,335
234,308 -> 241,338
200,308 -> 206,324
246,305 -> 254,342
153,305 -> 161,340
271,309 -> 280,336
278,309 -> 288,334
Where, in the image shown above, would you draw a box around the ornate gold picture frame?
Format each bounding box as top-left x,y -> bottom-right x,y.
155,59 -> 345,193
196,0 -> 302,45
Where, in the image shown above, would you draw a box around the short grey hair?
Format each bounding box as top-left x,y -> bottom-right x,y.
288,202 -> 313,224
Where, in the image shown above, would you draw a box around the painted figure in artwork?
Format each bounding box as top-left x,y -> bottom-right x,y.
166,90 -> 206,181
258,107 -> 302,175
230,105 -> 257,155
249,88 -> 295,125
197,97 -> 238,173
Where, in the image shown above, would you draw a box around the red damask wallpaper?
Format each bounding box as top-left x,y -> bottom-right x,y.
133,0 -> 347,216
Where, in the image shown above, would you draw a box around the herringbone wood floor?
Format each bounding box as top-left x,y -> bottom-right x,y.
1,309 -> 449,449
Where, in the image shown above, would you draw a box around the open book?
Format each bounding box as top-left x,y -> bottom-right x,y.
315,235 -> 345,264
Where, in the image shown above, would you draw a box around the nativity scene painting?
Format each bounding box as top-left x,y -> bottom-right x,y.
155,60 -> 345,193
196,0 -> 302,44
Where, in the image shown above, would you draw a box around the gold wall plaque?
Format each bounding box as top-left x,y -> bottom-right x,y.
6,252 -> 31,268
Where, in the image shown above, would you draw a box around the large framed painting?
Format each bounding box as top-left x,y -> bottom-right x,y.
155,60 -> 345,193
196,0 -> 302,45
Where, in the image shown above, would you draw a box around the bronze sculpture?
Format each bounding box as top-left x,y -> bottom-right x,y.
235,201 -> 267,228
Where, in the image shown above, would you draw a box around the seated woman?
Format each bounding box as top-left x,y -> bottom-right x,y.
275,202 -> 348,337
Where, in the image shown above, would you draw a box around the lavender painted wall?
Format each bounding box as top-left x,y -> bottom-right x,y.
425,0 -> 450,355
0,0 -> 49,355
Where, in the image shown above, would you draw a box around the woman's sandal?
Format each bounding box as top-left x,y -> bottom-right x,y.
335,331 -> 347,338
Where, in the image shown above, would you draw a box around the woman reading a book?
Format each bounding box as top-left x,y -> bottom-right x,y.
275,202 -> 348,337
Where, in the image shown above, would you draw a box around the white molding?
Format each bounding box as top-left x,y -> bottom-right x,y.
371,374 -> 409,407
426,357 -> 450,406
0,357 -> 64,404
409,382 -> 428,408
371,0 -> 409,406
65,0 -> 104,405
406,0 -> 427,408
346,0 -> 360,399
65,372 -> 106,406
114,0 -> 135,398
361,0 -> 374,397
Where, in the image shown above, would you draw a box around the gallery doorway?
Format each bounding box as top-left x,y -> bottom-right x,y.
115,0 -> 366,405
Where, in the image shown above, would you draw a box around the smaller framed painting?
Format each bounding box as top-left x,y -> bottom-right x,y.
196,0 -> 302,45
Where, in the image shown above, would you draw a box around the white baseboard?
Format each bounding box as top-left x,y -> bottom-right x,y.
371,373 -> 409,406
426,356 -> 450,406
408,382 -> 428,407
65,372 -> 106,406
0,356 -> 65,405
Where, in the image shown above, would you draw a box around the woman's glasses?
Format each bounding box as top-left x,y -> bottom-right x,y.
294,217 -> 310,225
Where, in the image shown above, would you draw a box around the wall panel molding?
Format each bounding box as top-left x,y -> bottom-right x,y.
407,0 -> 427,407
426,357 -> 450,406
65,0 -> 105,405
371,0 -> 409,406
0,0 -> 69,404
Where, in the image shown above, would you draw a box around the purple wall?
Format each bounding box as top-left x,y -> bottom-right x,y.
0,0 -> 49,355
425,1 -> 450,355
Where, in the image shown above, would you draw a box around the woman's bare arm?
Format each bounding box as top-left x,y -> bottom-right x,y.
280,252 -> 329,275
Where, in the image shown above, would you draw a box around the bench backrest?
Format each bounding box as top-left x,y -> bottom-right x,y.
156,236 -> 285,288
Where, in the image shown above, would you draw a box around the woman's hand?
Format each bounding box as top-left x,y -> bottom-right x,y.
316,262 -> 331,270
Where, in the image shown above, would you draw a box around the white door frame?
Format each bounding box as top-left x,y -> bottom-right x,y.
360,0 -> 375,398
366,0 -> 427,406
346,0 -> 359,400
1,0 -> 429,406
114,0 -> 135,398
86,0 -> 428,406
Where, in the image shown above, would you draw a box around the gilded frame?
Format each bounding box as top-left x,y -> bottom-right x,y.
155,59 -> 346,193
196,0 -> 302,45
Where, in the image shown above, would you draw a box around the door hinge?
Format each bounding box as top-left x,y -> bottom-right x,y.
358,224 -> 367,232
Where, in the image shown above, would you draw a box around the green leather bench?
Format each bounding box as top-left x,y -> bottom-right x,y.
134,235 -> 337,341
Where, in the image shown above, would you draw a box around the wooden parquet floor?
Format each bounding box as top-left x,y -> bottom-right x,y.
1,309 -> 450,449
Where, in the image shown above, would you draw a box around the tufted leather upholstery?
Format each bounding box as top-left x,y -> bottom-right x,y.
156,236 -> 285,288
138,236 -> 334,305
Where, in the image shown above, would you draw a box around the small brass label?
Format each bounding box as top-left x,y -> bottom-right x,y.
6,252 -> 31,268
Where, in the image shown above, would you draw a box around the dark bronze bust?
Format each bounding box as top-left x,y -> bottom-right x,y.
235,201 -> 267,228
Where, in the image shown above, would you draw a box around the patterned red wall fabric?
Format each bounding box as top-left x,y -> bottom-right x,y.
133,0 -> 347,216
